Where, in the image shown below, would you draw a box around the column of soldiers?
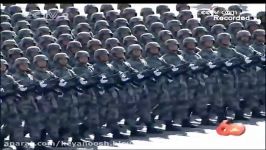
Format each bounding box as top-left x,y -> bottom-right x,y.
1,3 -> 265,150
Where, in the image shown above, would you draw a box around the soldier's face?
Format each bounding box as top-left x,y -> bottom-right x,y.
240,36 -> 250,43
186,42 -> 196,50
256,35 -> 265,43
5,45 -> 16,50
172,26 -> 181,33
49,49 -> 60,57
115,52 -> 125,60
79,56 -> 88,64
91,44 -> 102,51
18,63 -> 29,71
249,25 -> 258,33
37,60 -> 47,68
58,58 -> 68,66
168,44 -> 178,52
203,40 -> 213,48
162,35 -> 172,42
11,53 -> 22,60
70,48 -> 79,54
149,47 -> 160,55
0,64 -> 7,73
132,49 -> 142,57
221,38 -> 230,46
99,54 -> 109,62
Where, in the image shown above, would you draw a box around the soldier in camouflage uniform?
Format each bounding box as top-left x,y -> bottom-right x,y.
52,53 -> 81,143
215,33 -> 250,121
110,46 -> 146,136
46,43 -> 62,71
198,35 -> 226,123
127,44 -> 163,134
66,41 -> 83,67
227,22 -> 244,46
234,30 -> 265,118
7,48 -> 24,74
87,39 -> 103,64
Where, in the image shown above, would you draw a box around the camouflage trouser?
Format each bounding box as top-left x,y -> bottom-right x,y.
147,77 -> 172,121
220,72 -> 240,111
256,69 -> 265,108
169,76 -> 190,123
119,85 -> 138,127
137,83 -> 152,124
96,87 -> 120,130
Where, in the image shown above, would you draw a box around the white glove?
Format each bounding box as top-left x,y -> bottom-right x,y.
171,66 -> 179,72
256,66 -> 262,72
153,69 -> 161,76
168,79 -> 173,83
190,64 -> 199,70
18,85 -> 27,91
79,77 -> 88,85
0,88 -> 4,92
203,74 -> 209,78
99,90 -> 105,95
36,96 -> 42,100
39,80 -> 47,88
208,62 -> 216,69
261,56 -> 265,62
59,79 -> 67,87
244,57 -> 252,64
137,73 -> 144,79
100,75 -> 108,84
121,73 -> 129,82
225,61 -> 233,67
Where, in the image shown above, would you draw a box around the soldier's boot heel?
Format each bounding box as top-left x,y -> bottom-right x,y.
146,123 -> 163,134
181,119 -> 198,128
112,129 -> 129,139
201,117 -> 216,126
251,108 -> 266,119
93,133 -> 112,142
165,121 -> 182,131
130,126 -> 146,137
234,110 -> 249,121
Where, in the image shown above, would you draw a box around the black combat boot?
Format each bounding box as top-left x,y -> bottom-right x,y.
181,119 -> 198,128
112,128 -> 129,139
165,121 -> 182,131
93,132 -> 111,142
130,126 -> 146,137
216,107 -> 227,123
146,122 -> 163,134
234,110 -> 249,121
251,108 -> 266,119
201,116 -> 216,126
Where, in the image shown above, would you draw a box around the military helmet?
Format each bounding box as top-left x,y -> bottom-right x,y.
33,54 -> 48,64
94,20 -> 110,33
236,30 -> 251,40
158,30 -> 173,41
166,20 -> 182,30
60,3 -> 74,10
186,18 -> 200,30
111,46 -> 126,56
26,46 -> 41,57
36,26 -> 51,37
199,35 -> 215,44
129,17 -> 143,28
132,24 -> 148,36
11,13 -> 27,26
216,32 -> 231,43
47,43 -> 62,53
252,29 -> 265,39
1,39 -> 18,50
0,15 -> 11,23
176,28 -> 192,39
164,39 -> 179,47
67,41 -> 82,50
73,15 -> 87,27
176,4 -> 190,11
228,22 -> 244,33
64,7 -> 80,18
182,37 -> 197,46
140,33 -> 156,45
27,10 -> 44,20
87,39 -> 102,49
140,7 -> 154,17
19,37 -> 36,50
17,29 -> 34,40
127,44 -> 143,55
44,4 -> 58,10
8,48 -> 23,57
100,4 -> 114,14
240,12 -> 254,19
117,3 -> 131,11
7,5 -> 22,16
14,57 -> 30,66
75,23 -> 92,33
105,10 -> 120,21
56,16 -> 70,26
1,30 -> 16,42
177,10 -> 193,20
145,14 -> 161,27
76,32 -> 91,43
156,5 -> 170,15
104,38 -> 120,50
121,8 -> 137,20
145,42 -> 160,54
228,5 -> 242,13
84,4 -> 98,16
192,26 -> 208,37
212,6 -> 226,16
160,12 -> 177,24
75,50 -> 90,59
245,20 -> 259,30
197,9 -> 210,18
54,25 -> 71,38
256,11 -> 265,20
39,35 -> 56,45
94,48 -> 109,60
25,4 -> 40,12
30,18 -> 48,31
203,16 -> 215,27
114,26 -> 132,41
90,12 -> 106,23
0,59 -> 9,68
97,29 -> 113,41
14,20 -> 30,32
1,22 -> 13,31
123,35 -> 138,47
149,22 -> 165,34
53,53 -> 69,62
114,18 -> 129,28
211,24 -> 226,35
